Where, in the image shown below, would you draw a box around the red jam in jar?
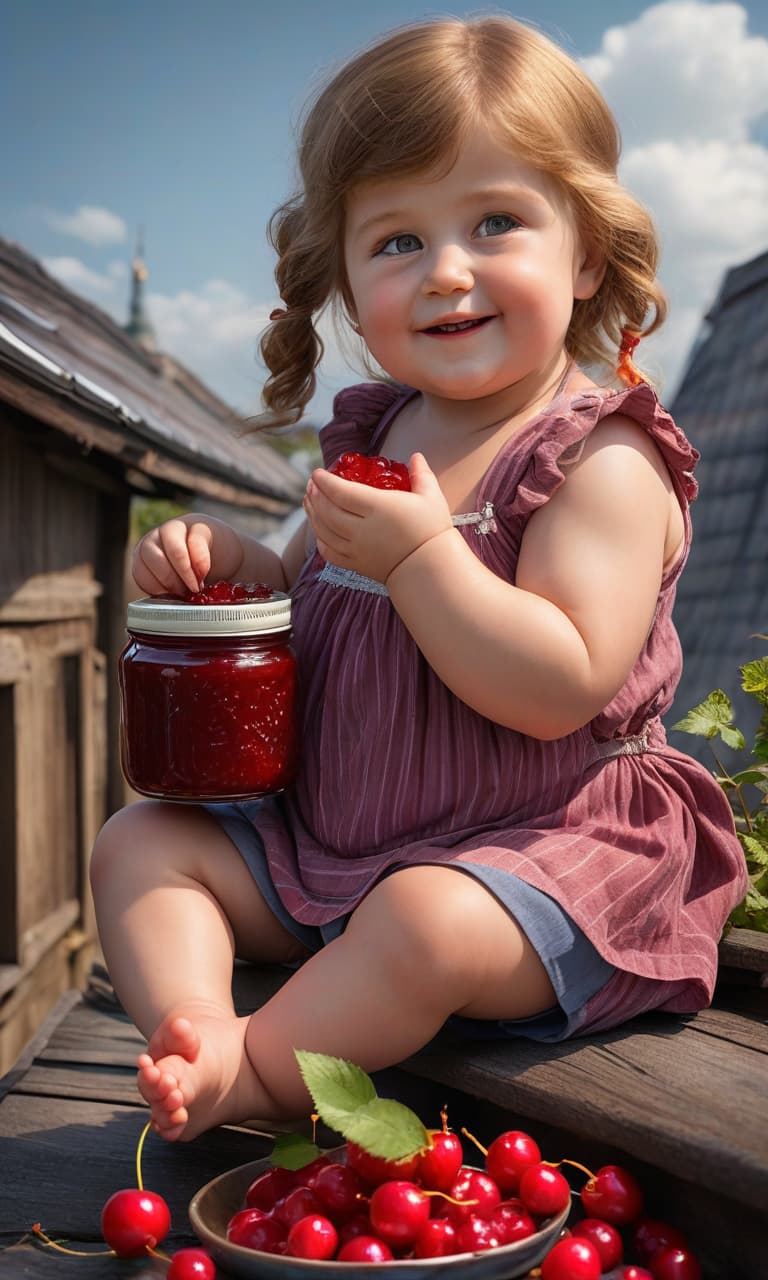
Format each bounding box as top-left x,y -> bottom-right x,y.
119,589 -> 299,802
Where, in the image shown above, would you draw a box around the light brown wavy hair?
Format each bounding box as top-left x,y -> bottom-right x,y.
255,16 -> 666,427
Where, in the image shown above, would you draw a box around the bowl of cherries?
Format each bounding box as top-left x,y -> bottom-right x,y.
188,1134 -> 570,1280
188,1052 -> 702,1280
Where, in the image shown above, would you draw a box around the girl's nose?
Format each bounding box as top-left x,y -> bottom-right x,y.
421,244 -> 474,295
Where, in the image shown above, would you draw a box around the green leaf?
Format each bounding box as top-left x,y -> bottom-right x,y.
333,1097 -> 430,1161
671,690 -> 742,744
739,834 -> 768,868
731,768 -> 768,787
293,1050 -> 429,1160
721,725 -> 747,751
295,1051 -> 377,1134
741,658 -> 768,701
271,1132 -> 322,1171
753,707 -> 768,760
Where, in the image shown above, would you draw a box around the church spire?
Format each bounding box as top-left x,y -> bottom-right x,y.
124,227 -> 157,351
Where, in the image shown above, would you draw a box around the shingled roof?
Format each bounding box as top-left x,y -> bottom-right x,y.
0,236 -> 305,515
668,247 -> 768,761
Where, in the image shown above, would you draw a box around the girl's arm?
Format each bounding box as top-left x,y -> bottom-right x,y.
132,512 -> 310,596
387,416 -> 673,739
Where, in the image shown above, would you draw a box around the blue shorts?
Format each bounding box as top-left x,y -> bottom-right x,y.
206,801 -> 616,1043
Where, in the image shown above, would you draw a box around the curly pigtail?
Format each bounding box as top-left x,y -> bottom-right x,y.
255,199 -> 339,428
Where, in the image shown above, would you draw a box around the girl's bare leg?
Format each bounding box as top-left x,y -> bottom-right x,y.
89,800 -> 312,1138
91,810 -> 556,1140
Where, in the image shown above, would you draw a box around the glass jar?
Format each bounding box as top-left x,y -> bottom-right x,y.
118,592 -> 299,802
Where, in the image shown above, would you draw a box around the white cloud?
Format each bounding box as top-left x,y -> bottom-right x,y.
581,1 -> 768,396
583,1 -> 768,146
43,256 -> 117,294
45,205 -> 127,246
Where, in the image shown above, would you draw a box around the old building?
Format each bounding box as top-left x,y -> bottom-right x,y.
0,235 -> 304,1070
668,247 -> 768,766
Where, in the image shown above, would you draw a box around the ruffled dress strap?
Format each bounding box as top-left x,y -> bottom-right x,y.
319,382 -> 413,468
498,380 -> 699,527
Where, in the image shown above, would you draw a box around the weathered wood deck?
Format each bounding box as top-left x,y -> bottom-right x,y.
1,936 -> 766,1279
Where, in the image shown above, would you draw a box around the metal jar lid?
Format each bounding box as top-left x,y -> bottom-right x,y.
125,591 -> 292,637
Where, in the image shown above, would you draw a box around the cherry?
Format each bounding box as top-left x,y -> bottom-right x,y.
337,1235 -> 394,1262
541,1236 -> 602,1280
650,1246 -> 703,1280
346,1142 -> 420,1186
245,1166 -> 296,1210
454,1215 -> 504,1253
369,1180 -> 430,1247
580,1165 -> 643,1225
329,452 -> 411,491
226,1210 -> 286,1253
417,1130 -> 464,1192
485,1130 -> 542,1194
632,1217 -> 689,1262
444,1168 -> 502,1223
622,1269 -> 655,1280
272,1186 -> 324,1228
285,1213 -> 339,1261
167,1248 -> 217,1279
413,1218 -> 458,1258
100,1188 -> 171,1258
337,1213 -> 372,1246
293,1155 -> 332,1188
490,1201 -> 536,1244
312,1162 -> 367,1218
519,1164 -> 571,1218
572,1217 -> 623,1270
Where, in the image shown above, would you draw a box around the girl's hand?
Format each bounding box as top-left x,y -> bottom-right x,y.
304,453 -> 453,583
132,513 -> 246,596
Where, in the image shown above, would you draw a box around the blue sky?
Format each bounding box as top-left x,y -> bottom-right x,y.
3,0 -> 768,420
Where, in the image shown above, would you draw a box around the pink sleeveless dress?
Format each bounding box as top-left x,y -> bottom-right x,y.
248,378 -> 748,1035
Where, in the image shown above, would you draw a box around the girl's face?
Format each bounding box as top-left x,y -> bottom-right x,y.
343,128 -> 603,405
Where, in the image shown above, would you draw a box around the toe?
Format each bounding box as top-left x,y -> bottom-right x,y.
146,1015 -> 201,1065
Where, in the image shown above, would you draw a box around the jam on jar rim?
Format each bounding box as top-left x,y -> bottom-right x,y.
125,591 -> 291,638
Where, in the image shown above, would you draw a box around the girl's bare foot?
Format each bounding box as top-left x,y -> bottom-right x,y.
137,1005 -> 270,1141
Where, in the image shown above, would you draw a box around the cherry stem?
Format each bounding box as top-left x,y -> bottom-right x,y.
31,1224 -> 115,1257
460,1126 -> 489,1157
311,1113 -> 319,1144
440,1106 -> 450,1135
544,1158 -> 595,1181
149,1246 -> 172,1261
425,1190 -> 479,1207
135,1119 -> 152,1191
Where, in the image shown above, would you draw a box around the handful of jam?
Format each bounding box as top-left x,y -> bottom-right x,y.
330,452 -> 411,491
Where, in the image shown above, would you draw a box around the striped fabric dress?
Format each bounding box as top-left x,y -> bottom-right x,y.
249,378 -> 748,1034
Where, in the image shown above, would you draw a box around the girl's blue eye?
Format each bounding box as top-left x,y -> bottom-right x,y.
379,233 -> 422,256
476,213 -> 519,238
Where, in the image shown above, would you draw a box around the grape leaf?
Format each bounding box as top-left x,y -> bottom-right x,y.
271,1132 -> 322,1171
671,690 -> 744,747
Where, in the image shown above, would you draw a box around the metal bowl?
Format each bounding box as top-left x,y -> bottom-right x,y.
189,1151 -> 570,1280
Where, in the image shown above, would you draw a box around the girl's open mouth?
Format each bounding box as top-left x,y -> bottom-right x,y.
423,316 -> 494,335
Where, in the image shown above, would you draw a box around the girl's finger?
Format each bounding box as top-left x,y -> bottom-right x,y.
186,522 -> 213,586
305,493 -> 357,543
157,520 -> 201,594
135,540 -> 189,597
310,468 -> 373,514
132,556 -> 174,597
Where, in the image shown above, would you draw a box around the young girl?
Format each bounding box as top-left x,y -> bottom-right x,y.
90,15 -> 747,1142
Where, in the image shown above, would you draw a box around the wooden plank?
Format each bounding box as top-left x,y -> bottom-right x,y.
402,1017 -> 768,1212
0,1092 -> 273,1239
12,1063 -> 145,1107
718,926 -> 768,975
